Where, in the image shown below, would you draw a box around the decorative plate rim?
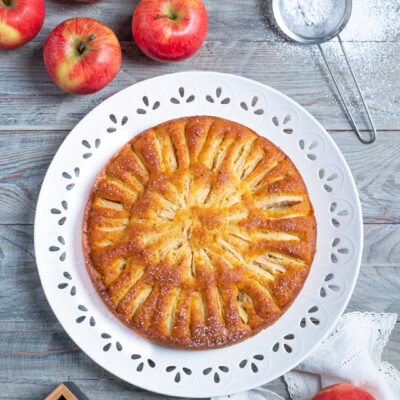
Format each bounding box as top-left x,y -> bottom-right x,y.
34,71 -> 363,398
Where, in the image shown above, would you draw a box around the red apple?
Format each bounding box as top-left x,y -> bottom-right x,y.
0,0 -> 45,50
132,0 -> 208,62
312,384 -> 376,400
43,18 -> 121,95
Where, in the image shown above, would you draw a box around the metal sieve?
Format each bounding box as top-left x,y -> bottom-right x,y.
271,0 -> 376,144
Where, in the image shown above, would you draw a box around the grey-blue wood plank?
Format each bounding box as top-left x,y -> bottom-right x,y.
0,225 -> 399,399
1,131 -> 400,225
0,0 -> 399,131
0,0 -> 399,398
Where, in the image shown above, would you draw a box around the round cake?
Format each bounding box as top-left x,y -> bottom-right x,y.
82,116 -> 317,349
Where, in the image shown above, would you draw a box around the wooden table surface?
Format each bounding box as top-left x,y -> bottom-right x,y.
0,0 -> 399,399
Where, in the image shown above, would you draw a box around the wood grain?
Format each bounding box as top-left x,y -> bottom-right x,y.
0,40 -> 398,131
0,263 -> 398,399
0,222 -> 398,400
45,383 -> 81,400
1,131 -> 400,224
0,0 -> 399,398
1,259 -> 399,322
0,222 -> 399,398
1,224 -> 400,269
13,0 -> 400,44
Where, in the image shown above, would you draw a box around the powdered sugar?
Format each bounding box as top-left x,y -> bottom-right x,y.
272,0 -> 400,130
283,0 -> 335,27
279,0 -> 346,39
341,0 -> 400,41
269,0 -> 400,43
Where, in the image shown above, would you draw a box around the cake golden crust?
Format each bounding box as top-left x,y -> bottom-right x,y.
82,116 -> 317,349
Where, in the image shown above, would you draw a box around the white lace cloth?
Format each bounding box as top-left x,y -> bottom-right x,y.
214,312 -> 399,400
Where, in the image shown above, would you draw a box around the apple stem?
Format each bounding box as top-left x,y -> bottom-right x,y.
78,34 -> 97,55
2,0 -> 10,6
156,13 -> 177,21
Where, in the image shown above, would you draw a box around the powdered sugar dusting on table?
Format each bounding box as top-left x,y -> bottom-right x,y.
267,0 -> 399,42
270,0 -> 400,129
341,0 -> 400,41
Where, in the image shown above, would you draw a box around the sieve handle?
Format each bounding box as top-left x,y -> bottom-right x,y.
318,35 -> 377,144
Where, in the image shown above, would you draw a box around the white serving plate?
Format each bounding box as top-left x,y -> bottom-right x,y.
34,71 -> 362,398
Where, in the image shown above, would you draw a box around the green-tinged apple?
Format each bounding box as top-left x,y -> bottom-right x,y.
132,0 -> 208,62
0,0 -> 45,50
43,18 -> 121,95
312,384 -> 376,400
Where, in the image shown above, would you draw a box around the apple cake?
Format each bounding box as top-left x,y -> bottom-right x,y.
82,116 -> 316,349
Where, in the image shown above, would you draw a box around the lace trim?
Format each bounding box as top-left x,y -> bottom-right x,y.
380,362 -> 400,386
284,312 -> 399,399
285,371 -> 305,400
